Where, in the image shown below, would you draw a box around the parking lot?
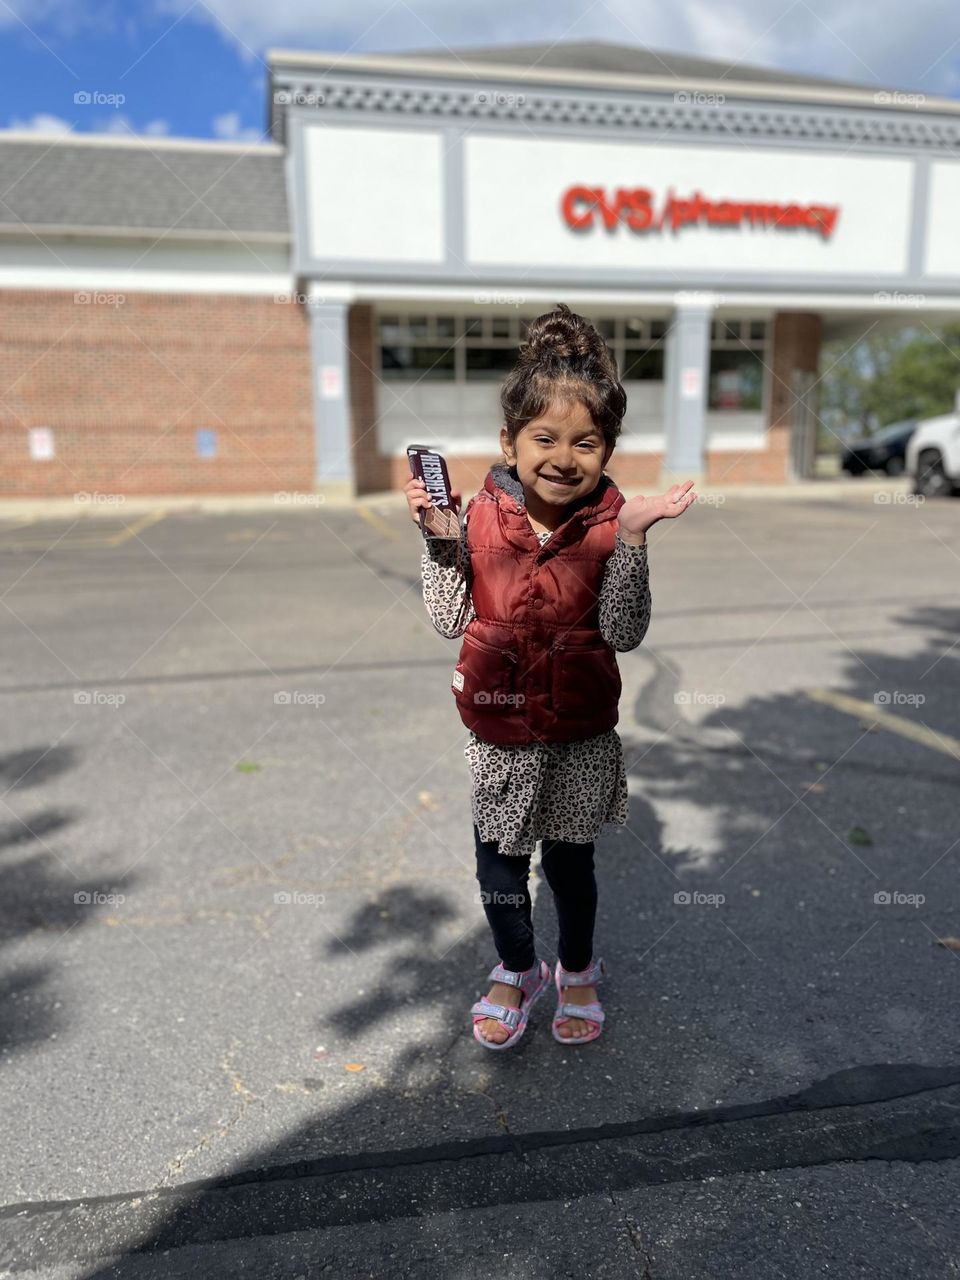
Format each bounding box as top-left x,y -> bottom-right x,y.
0,485 -> 958,1276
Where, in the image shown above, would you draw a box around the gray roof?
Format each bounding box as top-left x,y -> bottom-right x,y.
0,136 -> 289,239
388,38 -> 910,95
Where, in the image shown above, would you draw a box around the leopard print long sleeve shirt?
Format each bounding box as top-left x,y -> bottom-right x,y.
421,511 -> 651,857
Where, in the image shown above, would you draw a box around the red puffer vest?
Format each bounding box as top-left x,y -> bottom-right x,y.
451,463 -> 626,746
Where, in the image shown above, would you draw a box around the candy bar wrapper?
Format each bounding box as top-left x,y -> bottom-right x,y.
407,444 -> 461,540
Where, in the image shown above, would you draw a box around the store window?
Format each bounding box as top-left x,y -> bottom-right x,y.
378,312 -> 676,385
377,313 -> 768,412
619,317 -> 666,381
379,314 -> 458,380
622,347 -> 664,380
465,348 -> 521,378
379,345 -> 456,380
708,318 -> 768,411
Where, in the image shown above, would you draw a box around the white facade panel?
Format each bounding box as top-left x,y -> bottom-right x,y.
303,126 -> 445,263
924,161 -> 960,276
464,135 -> 913,276
0,238 -> 291,294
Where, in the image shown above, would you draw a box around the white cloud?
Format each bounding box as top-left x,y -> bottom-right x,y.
96,114 -> 169,136
211,109 -> 264,141
7,112 -> 73,134
100,112 -> 136,134
6,112 -> 172,138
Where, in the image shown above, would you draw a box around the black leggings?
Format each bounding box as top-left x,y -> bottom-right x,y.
473,823 -> 597,973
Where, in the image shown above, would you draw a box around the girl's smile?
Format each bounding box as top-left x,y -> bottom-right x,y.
500,398 -> 614,530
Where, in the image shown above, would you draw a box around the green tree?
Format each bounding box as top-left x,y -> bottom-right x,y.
821,322 -> 960,438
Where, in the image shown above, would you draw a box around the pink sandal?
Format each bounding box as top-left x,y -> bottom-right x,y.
552,956 -> 607,1044
470,958 -> 551,1050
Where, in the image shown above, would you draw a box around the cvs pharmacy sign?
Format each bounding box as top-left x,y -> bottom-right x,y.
561,185 -> 840,239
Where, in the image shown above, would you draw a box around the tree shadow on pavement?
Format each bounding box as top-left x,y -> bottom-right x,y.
34,605 -> 960,1276
0,744 -> 138,1057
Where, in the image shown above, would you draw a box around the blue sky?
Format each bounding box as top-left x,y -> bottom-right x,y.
1,0 -> 957,143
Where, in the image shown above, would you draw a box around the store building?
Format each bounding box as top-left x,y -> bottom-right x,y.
4,40 -> 960,497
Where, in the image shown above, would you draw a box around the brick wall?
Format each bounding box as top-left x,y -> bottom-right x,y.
761,310 -> 823,480
0,289 -> 314,496
0,296 -> 824,499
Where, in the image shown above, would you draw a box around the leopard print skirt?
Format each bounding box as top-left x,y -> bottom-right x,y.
465,727 -> 629,858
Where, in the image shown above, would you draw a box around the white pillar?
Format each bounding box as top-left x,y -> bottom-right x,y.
662,295 -> 714,485
306,284 -> 355,498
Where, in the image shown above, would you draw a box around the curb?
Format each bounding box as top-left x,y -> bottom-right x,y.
0,476 -> 912,520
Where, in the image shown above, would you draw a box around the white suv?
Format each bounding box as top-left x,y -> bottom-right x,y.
906,413 -> 960,497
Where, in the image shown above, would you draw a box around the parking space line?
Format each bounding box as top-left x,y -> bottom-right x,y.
806,688 -> 960,762
0,510 -> 166,551
356,505 -> 400,539
107,510 -> 167,546
0,537 -> 114,550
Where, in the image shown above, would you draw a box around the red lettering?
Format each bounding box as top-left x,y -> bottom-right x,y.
621,188 -> 654,231
561,184 -> 840,238
595,188 -> 620,230
560,185 -> 598,230
807,205 -> 840,238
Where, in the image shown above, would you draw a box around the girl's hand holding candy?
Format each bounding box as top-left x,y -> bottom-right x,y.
404,473 -> 462,526
617,480 -> 697,542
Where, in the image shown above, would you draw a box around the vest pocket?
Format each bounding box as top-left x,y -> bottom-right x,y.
453,632 -> 519,713
551,642 -> 622,719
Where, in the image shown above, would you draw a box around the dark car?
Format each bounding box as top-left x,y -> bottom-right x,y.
841,419 -> 917,476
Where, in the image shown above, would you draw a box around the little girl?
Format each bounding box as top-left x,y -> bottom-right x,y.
405,303 -> 695,1051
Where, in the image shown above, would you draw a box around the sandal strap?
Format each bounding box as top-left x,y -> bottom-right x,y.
489,961 -> 539,989
557,957 -> 605,987
470,997 -> 521,1029
555,1001 -> 605,1023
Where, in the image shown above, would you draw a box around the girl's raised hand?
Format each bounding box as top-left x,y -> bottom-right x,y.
618,480 -> 696,537
403,474 -> 463,526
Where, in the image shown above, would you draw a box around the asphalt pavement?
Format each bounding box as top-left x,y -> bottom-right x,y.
0,483 -> 958,1277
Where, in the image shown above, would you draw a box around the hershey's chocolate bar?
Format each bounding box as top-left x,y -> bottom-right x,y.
407,444 -> 460,540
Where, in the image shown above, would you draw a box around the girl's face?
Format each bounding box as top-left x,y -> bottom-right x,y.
500,398 -> 614,513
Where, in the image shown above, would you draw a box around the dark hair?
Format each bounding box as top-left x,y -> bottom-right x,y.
500,303 -> 627,455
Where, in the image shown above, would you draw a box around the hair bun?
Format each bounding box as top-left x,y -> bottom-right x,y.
522,302 -> 598,362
